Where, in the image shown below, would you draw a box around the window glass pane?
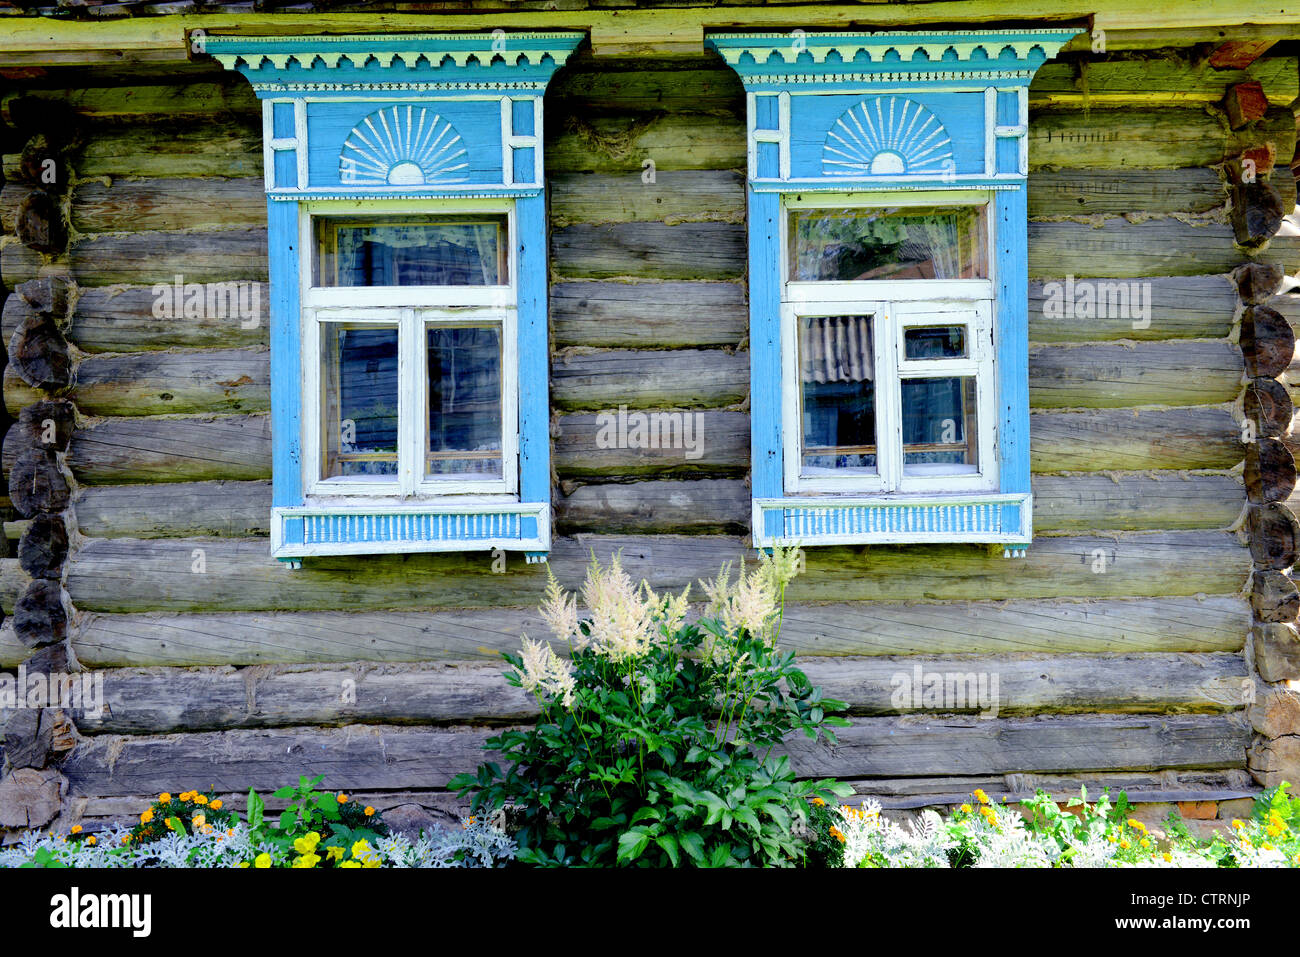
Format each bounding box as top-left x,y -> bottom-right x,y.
901,376 -> 978,473
321,326 -> 399,480
799,315 -> 877,474
427,325 -> 503,480
314,215 -> 508,287
904,325 -> 967,359
788,205 -> 987,281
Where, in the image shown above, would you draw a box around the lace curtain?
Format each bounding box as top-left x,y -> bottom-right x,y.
800,316 -> 874,384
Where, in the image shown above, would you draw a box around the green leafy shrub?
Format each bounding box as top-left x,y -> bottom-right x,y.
245,775 -> 391,867
450,548 -> 851,867
129,789 -> 238,845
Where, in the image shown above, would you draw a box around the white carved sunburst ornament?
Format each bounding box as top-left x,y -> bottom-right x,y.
339,105 -> 470,186
823,97 -> 954,177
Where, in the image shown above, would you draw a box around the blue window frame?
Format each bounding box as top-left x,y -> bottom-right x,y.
707,29 -> 1077,556
213,32 -> 584,565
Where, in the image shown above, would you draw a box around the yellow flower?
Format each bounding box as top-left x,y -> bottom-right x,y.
191,813 -> 206,828
337,793 -> 349,804
351,839 -> 372,857
70,825 -> 82,835
1127,818 -> 1146,833
210,799 -> 223,811
1107,835 -> 1118,844
1119,840 -> 1130,850
140,809 -> 154,824
86,836 -> 96,846
960,804 -> 972,814
1232,819 -> 1245,830
1162,853 -> 1172,863
829,826 -> 845,844
179,791 -> 194,802
254,853 -> 272,868
339,861 -> 362,868
121,835 -> 131,844
294,832 -> 321,855
974,789 -> 989,805
158,793 -> 171,803
193,795 -> 208,806
165,818 -> 176,831
363,856 -> 381,869
327,846 -> 345,862
239,862 -> 250,869
811,797 -> 825,806
364,806 -> 375,817
292,853 -> 321,869
1140,839 -> 1151,849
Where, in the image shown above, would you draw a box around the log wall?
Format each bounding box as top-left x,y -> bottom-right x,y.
2,37 -> 1299,832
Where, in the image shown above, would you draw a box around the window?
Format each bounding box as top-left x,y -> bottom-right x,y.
707,28 -> 1079,554
303,204 -> 518,498
211,31 -> 585,564
783,193 -> 997,496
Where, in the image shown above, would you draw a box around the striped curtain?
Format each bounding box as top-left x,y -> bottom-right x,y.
800,316 -> 874,383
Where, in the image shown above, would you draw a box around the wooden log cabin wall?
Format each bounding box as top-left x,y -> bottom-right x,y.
0,6 -> 1298,835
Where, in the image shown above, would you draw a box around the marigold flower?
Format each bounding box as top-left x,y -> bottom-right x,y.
960,804 -> 972,814
193,795 -> 208,806
364,806 -> 375,817
192,813 -> 206,828
1119,840 -> 1130,849
1232,819 -> 1245,830
179,791 -> 193,801
140,809 -> 154,824
121,835 -> 131,844
1127,818 -> 1146,833
159,793 -> 171,803
86,836 -> 96,846
811,797 -> 825,806
337,793 -> 348,804
1162,853 -> 1172,863
209,799 -> 223,810
1140,839 -> 1151,849
254,853 -> 272,868
70,825 -> 82,834
973,789 -> 989,805
829,826 -> 845,844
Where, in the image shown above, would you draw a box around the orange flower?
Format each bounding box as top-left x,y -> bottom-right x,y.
811,797 -> 825,806
364,807 -> 375,817
140,809 -> 154,824
86,836 -> 97,846
193,795 -> 208,806
829,825 -> 845,843
337,793 -> 349,804
159,793 -> 172,803
209,799 -> 223,811
70,825 -> 82,834
121,834 -> 131,844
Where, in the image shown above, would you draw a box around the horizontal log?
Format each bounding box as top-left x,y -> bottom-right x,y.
73,118 -> 263,179
556,478 -> 750,533
1031,473 -> 1243,532
551,280 -> 747,349
4,348 -> 270,417
64,414 -> 272,485
549,58 -> 744,114
551,222 -> 744,280
71,177 -> 265,233
1028,107 -> 1296,171
1,283 -> 270,354
1027,340 -> 1242,408
53,531 -> 1249,615
1030,407 -> 1243,472
1027,219 -> 1300,278
549,170 -> 745,226
59,712 -> 1251,796
546,112 -> 747,174
66,651 -> 1249,735
1027,167 -> 1228,218
782,713 -> 1251,778
1028,275 -> 1237,343
73,480 -> 272,539
554,409 -> 749,477
28,594 -> 1245,670
1029,57 -> 1298,109
551,348 -> 747,410
2,81 -> 258,124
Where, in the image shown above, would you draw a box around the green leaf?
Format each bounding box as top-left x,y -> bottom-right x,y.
247,789 -> 264,830
678,831 -> 705,863
630,806 -> 663,826
278,809 -> 297,832
271,786 -> 295,799
655,833 -> 681,867
616,828 -> 651,864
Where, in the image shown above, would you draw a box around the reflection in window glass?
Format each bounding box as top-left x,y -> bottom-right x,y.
427,326 -> 503,480
902,376 -> 978,472
799,315 -> 877,474
904,325 -> 967,359
321,326 -> 399,479
314,215 -> 508,287
789,205 -> 987,282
